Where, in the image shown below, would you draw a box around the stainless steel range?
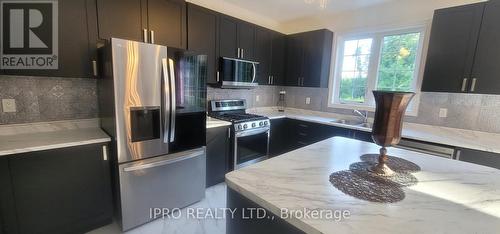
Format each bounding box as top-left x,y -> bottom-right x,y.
208,100 -> 270,170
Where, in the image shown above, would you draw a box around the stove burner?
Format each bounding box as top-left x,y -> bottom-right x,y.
215,113 -> 267,123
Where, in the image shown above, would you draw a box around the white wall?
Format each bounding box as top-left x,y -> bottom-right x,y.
279,0 -> 485,34
186,0 -> 282,31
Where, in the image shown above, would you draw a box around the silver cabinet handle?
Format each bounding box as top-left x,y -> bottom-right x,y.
102,145 -> 108,161
150,30 -> 155,44
470,78 -> 477,92
455,149 -> 461,160
168,59 -> 177,143
162,58 -> 171,143
237,48 -> 240,58
143,28 -> 148,43
123,150 -> 204,172
241,49 -> 244,58
92,60 -> 98,76
268,76 -> 271,84
461,78 -> 468,92
227,127 -> 231,139
216,71 -> 220,82
271,76 -> 274,84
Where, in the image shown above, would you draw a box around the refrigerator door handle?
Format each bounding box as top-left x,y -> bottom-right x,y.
168,58 -> 177,143
162,58 -> 171,143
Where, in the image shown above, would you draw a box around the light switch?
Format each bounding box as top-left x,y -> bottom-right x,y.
2,99 -> 16,113
439,108 -> 447,118
256,95 -> 260,102
305,97 -> 311,105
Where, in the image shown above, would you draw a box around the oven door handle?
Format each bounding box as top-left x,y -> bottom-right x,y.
235,128 -> 269,138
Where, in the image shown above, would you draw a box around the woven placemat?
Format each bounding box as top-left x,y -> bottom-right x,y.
329,154 -> 421,203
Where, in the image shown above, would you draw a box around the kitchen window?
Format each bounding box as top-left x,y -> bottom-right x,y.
329,27 -> 426,114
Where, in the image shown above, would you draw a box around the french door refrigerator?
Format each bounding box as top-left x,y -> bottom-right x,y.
98,38 -> 207,231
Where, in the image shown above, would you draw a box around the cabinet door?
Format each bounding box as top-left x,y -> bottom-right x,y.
470,0 -> 500,94
0,158 -> 18,234
285,34 -> 303,86
187,4 -> 218,84
237,21 -> 256,60
421,3 -> 484,93
97,0 -> 146,42
271,32 -> 286,86
269,118 -> 287,156
148,0 -> 186,48
457,148 -> 500,170
301,29 -> 332,88
9,144 -> 112,234
3,0 -> 93,78
206,126 -> 229,187
255,27 -> 272,85
218,16 -> 238,58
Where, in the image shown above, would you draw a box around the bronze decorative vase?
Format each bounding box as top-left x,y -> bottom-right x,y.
369,91 -> 415,176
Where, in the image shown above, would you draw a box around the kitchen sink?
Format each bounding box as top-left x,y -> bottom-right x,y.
331,119 -> 371,128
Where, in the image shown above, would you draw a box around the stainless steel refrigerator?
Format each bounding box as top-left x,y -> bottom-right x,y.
98,38 -> 207,231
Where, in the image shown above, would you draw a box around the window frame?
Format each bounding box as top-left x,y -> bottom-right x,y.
328,25 -> 428,115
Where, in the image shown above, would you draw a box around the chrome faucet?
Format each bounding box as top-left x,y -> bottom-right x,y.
353,110 -> 369,123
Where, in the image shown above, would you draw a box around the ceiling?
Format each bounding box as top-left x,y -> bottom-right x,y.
223,0 -> 397,22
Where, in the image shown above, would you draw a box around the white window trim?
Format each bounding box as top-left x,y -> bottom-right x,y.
327,24 -> 430,116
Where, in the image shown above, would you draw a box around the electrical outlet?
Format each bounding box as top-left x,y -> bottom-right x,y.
2,99 -> 16,113
439,108 -> 448,118
256,95 -> 260,102
305,97 -> 311,105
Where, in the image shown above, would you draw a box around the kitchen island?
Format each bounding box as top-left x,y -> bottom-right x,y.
225,137 -> 500,234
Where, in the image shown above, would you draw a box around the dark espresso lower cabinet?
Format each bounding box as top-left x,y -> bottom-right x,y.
206,126 -> 230,187
457,148 -> 500,170
2,143 -> 112,234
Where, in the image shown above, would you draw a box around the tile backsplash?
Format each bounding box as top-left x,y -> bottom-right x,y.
1,75 -> 499,134
283,86 -> 500,133
0,75 -> 98,124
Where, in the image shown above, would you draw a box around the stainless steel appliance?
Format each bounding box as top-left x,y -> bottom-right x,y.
98,38 -> 207,231
218,57 -> 259,89
208,100 -> 270,169
396,139 -> 456,159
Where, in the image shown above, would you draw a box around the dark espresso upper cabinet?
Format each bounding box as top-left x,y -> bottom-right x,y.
422,3 -> 485,93
148,0 -> 187,49
470,0 -> 500,94
285,29 -> 333,88
97,0 -> 146,42
3,0 -> 96,78
237,22 -> 256,60
270,31 -> 286,86
187,3 -> 218,84
255,27 -> 273,85
218,16 -> 238,58
97,0 -> 186,48
218,15 -> 255,60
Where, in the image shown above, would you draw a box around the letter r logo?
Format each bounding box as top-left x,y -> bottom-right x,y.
2,2 -> 53,54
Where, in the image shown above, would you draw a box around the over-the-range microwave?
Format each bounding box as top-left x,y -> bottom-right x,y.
218,57 -> 259,89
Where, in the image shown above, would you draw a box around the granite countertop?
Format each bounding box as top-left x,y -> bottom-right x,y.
249,108 -> 500,154
226,137 -> 500,234
0,119 -> 111,156
206,117 -> 232,129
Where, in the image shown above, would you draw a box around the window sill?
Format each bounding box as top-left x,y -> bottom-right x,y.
328,102 -> 419,117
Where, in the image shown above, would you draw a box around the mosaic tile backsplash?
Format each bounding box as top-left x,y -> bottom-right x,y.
0,75 -> 98,124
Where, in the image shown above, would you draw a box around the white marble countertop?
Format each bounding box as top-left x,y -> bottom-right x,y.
0,119 -> 111,156
206,117 -> 231,129
226,137 -> 500,234
249,107 -> 500,154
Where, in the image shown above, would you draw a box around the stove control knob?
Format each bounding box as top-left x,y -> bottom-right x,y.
243,124 -> 248,129
237,125 -> 242,130
252,123 -> 256,128
263,121 -> 268,126
259,122 -> 264,127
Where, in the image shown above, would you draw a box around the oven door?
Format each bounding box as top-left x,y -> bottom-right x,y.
234,128 -> 269,170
